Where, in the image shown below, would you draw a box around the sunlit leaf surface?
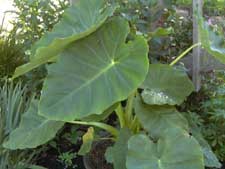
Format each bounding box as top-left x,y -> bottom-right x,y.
39,18 -> 149,121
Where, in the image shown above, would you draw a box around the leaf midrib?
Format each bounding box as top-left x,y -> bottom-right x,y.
46,61 -> 116,110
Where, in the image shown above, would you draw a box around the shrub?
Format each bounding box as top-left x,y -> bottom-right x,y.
0,37 -> 25,78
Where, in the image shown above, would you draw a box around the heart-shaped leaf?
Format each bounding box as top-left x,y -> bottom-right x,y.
126,128 -> 204,169
13,0 -> 116,79
39,18 -> 149,121
141,64 -> 194,105
134,96 -> 188,138
3,100 -> 64,150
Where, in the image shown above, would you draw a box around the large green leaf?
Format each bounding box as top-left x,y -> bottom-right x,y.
13,0 -> 116,79
134,96 -> 188,138
3,100 -> 64,150
126,128 -> 204,169
141,64 -> 194,105
105,128 -> 132,169
39,18 -> 149,121
198,17 -> 225,64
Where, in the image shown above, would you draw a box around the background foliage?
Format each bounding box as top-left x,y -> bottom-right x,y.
10,0 -> 69,50
0,37 -> 25,78
201,71 -> 225,160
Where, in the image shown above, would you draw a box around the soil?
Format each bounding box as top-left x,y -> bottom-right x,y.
36,148 -> 85,169
35,125 -> 114,169
85,141 -> 113,169
36,125 -> 85,169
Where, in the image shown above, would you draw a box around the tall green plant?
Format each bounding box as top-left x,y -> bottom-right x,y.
3,0 -> 225,168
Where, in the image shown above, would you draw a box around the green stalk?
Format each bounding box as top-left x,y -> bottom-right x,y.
115,103 -> 126,128
170,43 -> 201,66
125,91 -> 136,126
130,116 -> 140,134
68,121 -> 119,138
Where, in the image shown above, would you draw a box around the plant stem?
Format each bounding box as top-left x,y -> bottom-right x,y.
96,137 -> 115,141
125,91 -> 136,126
130,116 -> 141,134
170,43 -> 201,66
130,116 -> 138,130
115,103 -> 126,128
68,121 -> 119,137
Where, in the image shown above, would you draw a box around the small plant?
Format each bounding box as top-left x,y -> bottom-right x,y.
62,126 -> 84,145
58,151 -> 78,168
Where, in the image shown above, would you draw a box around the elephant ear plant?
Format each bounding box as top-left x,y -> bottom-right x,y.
4,0 -> 225,168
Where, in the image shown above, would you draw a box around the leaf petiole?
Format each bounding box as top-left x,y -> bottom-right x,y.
170,43 -> 201,66
67,121 -> 119,138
